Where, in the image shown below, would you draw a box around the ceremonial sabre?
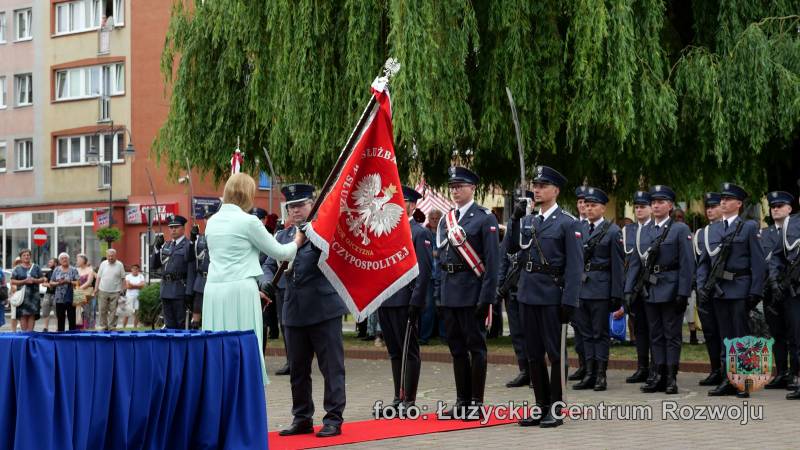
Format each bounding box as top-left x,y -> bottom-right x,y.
399,317 -> 414,402
270,58 -> 402,286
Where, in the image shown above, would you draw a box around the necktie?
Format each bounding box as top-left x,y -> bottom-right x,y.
589,223 -> 595,234
455,209 -> 461,220
724,220 -> 729,231
536,214 -> 544,225
654,225 -> 660,232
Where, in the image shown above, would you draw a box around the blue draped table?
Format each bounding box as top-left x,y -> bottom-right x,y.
0,330 -> 268,450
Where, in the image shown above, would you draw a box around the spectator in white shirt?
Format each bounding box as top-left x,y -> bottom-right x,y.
122,264 -> 145,328
94,249 -> 126,330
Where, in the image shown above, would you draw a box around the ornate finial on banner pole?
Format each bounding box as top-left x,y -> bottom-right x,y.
383,58 -> 401,79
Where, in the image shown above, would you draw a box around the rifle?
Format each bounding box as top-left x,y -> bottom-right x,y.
698,220 -> 743,303
777,253 -> 800,298
582,221 -> 612,281
630,223 -> 671,305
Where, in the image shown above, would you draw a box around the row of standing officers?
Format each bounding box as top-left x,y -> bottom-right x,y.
151,165 -> 800,436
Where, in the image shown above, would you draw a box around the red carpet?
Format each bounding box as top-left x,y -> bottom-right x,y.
268,409 -> 522,449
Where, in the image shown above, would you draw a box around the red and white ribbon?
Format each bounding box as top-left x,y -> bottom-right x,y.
230,149 -> 243,175
444,209 -> 486,277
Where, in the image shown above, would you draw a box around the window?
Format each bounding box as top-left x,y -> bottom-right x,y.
15,139 -> 33,170
55,64 -> 123,101
55,132 -> 123,167
0,76 -> 6,108
0,142 -> 6,172
15,74 -> 32,106
107,0 -> 124,27
55,0 -> 103,35
14,8 -> 32,41
0,12 -> 7,43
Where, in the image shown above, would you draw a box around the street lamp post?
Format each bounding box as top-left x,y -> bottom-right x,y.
87,122 -> 136,249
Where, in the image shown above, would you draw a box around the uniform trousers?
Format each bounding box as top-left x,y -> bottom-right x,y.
787,295 -> 800,374
631,298 -> 651,366
161,297 -> 186,329
765,294 -> 797,374
519,304 -> 564,406
645,301 -> 683,366
697,294 -> 721,371
576,298 -> 610,362
285,316 -> 346,427
504,294 -> 527,367
712,298 -> 749,369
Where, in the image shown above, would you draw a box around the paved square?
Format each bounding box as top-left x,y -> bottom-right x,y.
265,356 -> 795,448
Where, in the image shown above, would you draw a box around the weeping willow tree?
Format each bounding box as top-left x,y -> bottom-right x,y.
155,0 -> 800,201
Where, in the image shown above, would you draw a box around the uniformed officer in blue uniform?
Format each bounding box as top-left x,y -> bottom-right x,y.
697,182 -> 765,397
273,184 -> 349,438
694,192 -> 725,387
572,187 -> 624,392
262,188 -> 312,377
189,210 -> 217,329
763,191 -> 797,390
508,166 -> 582,428
377,186 -> 433,415
151,215 -> 196,329
622,191 -> 653,384
498,190 -> 534,388
251,207 -> 280,344
624,185 -> 694,395
569,185 -> 590,382
435,167 -> 500,419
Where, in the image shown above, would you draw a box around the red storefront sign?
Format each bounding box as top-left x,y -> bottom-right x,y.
124,203 -> 180,225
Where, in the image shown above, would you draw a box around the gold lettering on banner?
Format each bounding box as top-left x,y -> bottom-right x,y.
331,241 -> 410,270
336,228 -> 374,257
362,147 -> 397,164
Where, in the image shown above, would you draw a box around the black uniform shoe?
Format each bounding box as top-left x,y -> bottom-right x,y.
625,366 -> 649,383
275,363 -> 290,376
518,403 -> 547,427
689,330 -> 699,345
641,365 -> 666,393
568,357 -> 586,381
698,369 -> 723,386
463,400 -> 485,422
786,388 -> 800,400
665,365 -> 679,395
765,371 -> 789,389
787,376 -> 800,391
441,400 -> 469,419
708,379 -> 738,396
540,405 -> 563,428
593,361 -> 608,391
316,424 -> 342,438
506,371 -> 531,388
279,421 -> 314,436
573,360 -> 596,390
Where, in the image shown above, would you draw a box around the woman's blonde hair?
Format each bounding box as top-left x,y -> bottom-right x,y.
223,173 -> 256,212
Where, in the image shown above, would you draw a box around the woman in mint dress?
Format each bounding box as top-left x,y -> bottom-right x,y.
204,173 -> 304,384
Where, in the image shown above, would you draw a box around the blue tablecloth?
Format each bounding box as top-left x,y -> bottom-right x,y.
0,330 -> 268,450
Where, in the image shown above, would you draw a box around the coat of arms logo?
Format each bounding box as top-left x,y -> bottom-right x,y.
724,336 -> 774,397
341,173 -> 404,246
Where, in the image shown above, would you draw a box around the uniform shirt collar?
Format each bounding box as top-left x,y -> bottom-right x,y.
590,217 -> 604,227
175,236 -> 185,246
723,214 -> 739,228
538,203 -> 559,221
639,218 -> 652,227
654,216 -> 670,228
458,200 -> 475,219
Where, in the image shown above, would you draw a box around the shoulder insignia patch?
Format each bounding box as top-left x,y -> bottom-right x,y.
562,211 -> 577,220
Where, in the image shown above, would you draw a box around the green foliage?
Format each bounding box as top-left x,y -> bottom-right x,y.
96,227 -> 122,243
155,0 -> 800,203
136,283 -> 162,327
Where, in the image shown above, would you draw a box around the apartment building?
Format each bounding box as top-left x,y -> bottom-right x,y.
0,0 -> 280,271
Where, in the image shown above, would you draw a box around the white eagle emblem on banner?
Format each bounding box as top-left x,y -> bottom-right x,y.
342,173 -> 404,245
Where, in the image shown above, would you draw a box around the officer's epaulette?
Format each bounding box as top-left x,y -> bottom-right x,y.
480,207 -> 492,214
561,210 -> 577,221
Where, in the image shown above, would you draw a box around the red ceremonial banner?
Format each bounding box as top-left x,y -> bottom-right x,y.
306,80 -> 418,321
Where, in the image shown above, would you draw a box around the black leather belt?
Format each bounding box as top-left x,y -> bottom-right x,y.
200,271 -> 208,278
722,269 -> 751,280
524,262 -> 564,275
440,263 -> 470,274
652,263 -> 679,274
584,263 -> 610,272
163,273 -> 187,282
